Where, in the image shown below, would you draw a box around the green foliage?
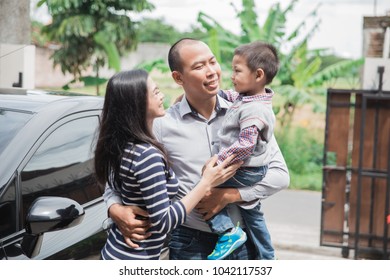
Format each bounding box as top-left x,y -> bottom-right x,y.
93,31 -> 121,71
276,127 -> 323,191
288,170 -> 322,191
136,59 -> 170,73
62,76 -> 108,90
31,20 -> 51,47
277,127 -> 323,174
196,0 -> 364,127
38,0 -> 154,94
137,17 -> 208,44
137,18 -> 181,44
306,58 -> 365,87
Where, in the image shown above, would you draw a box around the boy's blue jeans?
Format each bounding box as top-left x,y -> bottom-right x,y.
169,225 -> 258,260
206,165 -> 274,259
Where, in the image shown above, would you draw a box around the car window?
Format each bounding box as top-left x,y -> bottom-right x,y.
20,116 -> 103,219
0,178 -> 17,239
0,109 -> 33,153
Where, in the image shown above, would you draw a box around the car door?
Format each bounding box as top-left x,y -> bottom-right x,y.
0,112 -> 107,260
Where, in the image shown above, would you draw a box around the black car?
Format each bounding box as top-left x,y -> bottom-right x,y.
0,89 -> 108,260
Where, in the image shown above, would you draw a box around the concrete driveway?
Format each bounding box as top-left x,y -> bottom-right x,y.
262,189 -> 348,260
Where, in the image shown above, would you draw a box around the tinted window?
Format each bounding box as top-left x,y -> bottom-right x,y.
0,178 -> 17,239
0,109 -> 32,152
20,116 -> 103,219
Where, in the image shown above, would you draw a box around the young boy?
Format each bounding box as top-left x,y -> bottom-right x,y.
206,41 -> 280,260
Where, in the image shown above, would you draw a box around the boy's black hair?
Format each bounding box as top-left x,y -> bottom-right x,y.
235,41 -> 279,84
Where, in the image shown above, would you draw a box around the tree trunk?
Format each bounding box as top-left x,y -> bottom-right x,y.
0,0 -> 31,44
96,64 -> 100,96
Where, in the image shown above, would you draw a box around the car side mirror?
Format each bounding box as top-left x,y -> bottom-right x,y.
21,196 -> 85,258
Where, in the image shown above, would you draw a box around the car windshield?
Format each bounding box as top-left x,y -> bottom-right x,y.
0,108 -> 33,152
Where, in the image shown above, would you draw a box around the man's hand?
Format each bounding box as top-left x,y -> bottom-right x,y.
108,204 -> 151,248
196,188 -> 241,220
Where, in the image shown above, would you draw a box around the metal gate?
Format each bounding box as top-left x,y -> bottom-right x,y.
320,67 -> 390,259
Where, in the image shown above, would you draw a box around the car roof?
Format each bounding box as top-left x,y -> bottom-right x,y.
0,89 -> 104,113
1,94 -> 68,113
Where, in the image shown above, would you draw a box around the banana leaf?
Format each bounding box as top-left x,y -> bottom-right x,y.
62,76 -> 108,90
94,31 -> 121,71
306,58 -> 364,87
136,59 -> 170,73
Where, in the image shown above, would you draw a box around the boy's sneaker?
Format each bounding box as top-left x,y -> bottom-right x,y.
207,224 -> 247,260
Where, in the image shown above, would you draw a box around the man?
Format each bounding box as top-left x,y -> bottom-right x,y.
104,38 -> 289,260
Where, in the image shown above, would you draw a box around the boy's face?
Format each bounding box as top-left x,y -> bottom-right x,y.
172,41 -> 221,100
231,55 -> 258,95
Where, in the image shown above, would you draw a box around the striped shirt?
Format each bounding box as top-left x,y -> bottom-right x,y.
101,143 -> 186,260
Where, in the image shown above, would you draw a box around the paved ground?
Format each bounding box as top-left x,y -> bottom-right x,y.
261,189 -> 351,260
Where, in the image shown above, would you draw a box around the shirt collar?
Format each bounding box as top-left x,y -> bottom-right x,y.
239,87 -> 274,103
179,94 -> 229,118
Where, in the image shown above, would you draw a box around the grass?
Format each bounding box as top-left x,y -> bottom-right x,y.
288,170 -> 323,191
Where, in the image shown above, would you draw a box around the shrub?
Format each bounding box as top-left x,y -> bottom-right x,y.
276,126 -> 323,191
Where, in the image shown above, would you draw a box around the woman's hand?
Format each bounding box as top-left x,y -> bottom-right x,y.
201,154 -> 242,188
108,204 -> 151,248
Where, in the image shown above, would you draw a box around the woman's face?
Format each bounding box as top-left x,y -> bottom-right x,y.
146,76 -> 165,122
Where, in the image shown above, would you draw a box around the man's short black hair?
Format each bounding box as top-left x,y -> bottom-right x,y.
168,38 -> 201,72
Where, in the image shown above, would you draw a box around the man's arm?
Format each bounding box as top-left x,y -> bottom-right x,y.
103,184 -> 151,248
103,183 -> 122,208
238,135 -> 289,206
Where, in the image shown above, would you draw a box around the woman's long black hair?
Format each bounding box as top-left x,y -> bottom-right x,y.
94,69 -> 168,188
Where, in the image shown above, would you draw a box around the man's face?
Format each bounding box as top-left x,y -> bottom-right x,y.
174,42 -> 221,99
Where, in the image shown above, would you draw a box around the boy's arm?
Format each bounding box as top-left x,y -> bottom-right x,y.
217,125 -> 258,165
218,103 -> 271,165
219,89 -> 239,102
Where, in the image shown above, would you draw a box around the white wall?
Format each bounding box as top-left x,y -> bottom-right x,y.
362,26 -> 390,91
0,44 -> 35,89
362,58 -> 390,91
34,43 -> 170,89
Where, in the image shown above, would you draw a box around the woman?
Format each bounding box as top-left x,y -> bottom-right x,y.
94,69 -> 238,260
